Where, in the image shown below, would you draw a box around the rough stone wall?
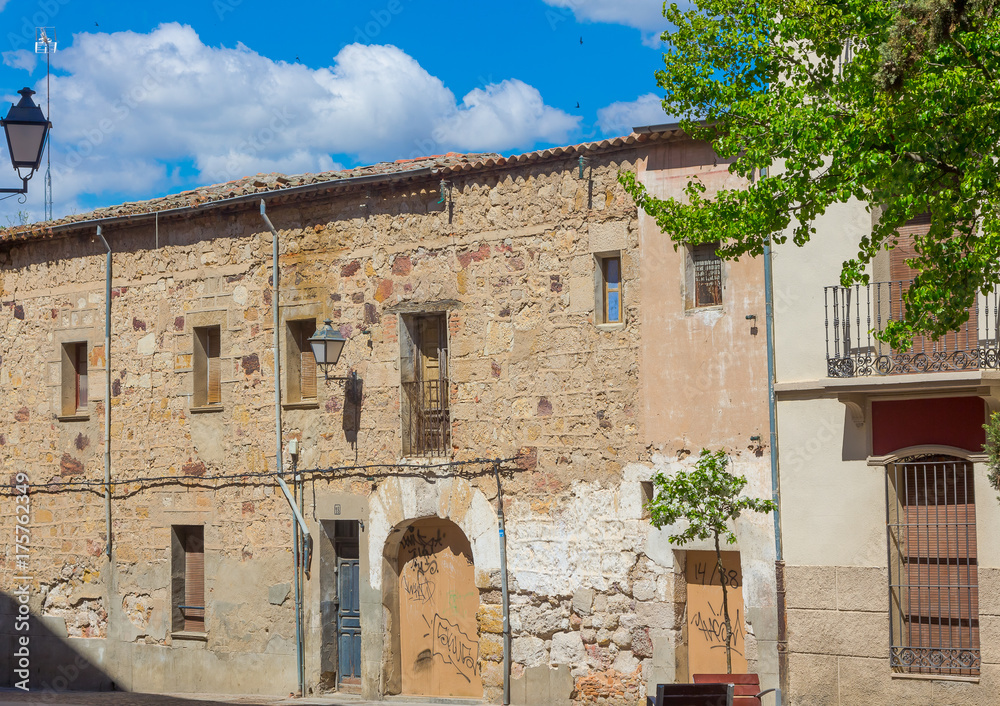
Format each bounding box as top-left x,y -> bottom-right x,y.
0,149 -> 664,700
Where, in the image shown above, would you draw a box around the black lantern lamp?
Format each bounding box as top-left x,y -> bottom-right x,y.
308,320 -> 348,380
0,87 -> 51,194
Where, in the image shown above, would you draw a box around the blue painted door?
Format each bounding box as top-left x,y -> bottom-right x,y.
338,558 -> 362,686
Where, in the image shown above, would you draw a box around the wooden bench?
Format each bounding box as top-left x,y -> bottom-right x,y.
646,675 -> 780,706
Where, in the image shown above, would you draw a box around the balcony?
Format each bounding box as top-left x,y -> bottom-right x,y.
825,281 -> 1000,377
401,378 -> 451,457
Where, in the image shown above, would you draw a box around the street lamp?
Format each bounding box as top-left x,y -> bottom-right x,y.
308,320 -> 348,380
1,87 -> 51,195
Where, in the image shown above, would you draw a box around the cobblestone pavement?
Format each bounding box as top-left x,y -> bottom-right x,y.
0,690 -> 390,706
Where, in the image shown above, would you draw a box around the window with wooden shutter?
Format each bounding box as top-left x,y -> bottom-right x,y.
193,326 -> 222,408
206,328 -> 221,405
75,343 -> 88,410
595,254 -> 623,324
60,341 -> 89,417
887,456 -> 979,675
400,313 -> 450,456
172,525 -> 206,634
286,319 -> 317,403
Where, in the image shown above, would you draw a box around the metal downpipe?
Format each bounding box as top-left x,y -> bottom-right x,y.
495,466 -> 511,705
764,237 -> 786,706
260,200 -> 308,696
96,226 -> 112,562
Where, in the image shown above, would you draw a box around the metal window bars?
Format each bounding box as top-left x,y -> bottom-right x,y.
886,457 -> 980,676
402,378 -> 451,457
693,244 -> 723,308
825,280 -> 1000,377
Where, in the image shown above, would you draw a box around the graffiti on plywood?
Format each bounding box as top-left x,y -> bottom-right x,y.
423,613 -> 480,684
398,519 -> 482,697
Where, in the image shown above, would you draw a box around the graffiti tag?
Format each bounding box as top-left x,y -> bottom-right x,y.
423,613 -> 479,683
690,601 -> 745,656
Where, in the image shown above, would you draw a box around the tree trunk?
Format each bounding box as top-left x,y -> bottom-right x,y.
715,531 -> 733,674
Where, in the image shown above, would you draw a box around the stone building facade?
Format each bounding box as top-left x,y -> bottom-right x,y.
0,130 -> 777,702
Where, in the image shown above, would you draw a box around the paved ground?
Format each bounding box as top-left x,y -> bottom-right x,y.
0,691 -> 477,706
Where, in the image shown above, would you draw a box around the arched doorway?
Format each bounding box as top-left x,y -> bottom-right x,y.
394,517 -> 481,697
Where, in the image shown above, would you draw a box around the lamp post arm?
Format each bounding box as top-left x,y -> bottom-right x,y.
0,176 -> 28,194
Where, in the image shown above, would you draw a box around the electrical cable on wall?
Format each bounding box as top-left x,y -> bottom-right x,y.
0,454 -> 527,498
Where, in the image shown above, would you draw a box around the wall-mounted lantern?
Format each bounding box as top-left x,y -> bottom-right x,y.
1,87 -> 51,195
308,319 -> 348,380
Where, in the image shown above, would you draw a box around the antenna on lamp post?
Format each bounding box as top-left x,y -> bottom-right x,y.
35,27 -> 55,221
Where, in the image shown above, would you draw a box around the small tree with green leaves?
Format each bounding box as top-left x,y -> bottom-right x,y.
647,449 -> 777,673
983,411 -> 1000,501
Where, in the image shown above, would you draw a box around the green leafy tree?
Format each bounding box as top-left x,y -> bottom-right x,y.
647,450 -> 777,673
983,411 -> 1000,501
621,0 -> 1000,347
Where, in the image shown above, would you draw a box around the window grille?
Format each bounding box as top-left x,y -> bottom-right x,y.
400,313 -> 451,457
886,456 -> 980,675
693,243 -> 722,308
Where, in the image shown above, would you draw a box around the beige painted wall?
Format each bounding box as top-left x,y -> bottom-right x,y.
637,141 -> 770,453
771,190 -> 1000,701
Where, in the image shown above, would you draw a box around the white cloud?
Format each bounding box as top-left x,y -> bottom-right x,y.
4,23 -> 578,221
596,93 -> 673,135
542,0 -> 682,45
2,49 -> 36,72
437,79 -> 580,152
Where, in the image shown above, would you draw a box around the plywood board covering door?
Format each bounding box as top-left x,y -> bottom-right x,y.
398,519 -> 481,697
686,550 -> 747,675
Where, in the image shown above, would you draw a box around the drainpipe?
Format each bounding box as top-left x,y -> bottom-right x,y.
494,465 -> 511,705
763,236 -> 786,705
260,200 -> 309,697
96,226 -> 112,561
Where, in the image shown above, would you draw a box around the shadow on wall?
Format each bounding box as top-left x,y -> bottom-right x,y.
0,590 -> 113,693
0,590 -> 280,703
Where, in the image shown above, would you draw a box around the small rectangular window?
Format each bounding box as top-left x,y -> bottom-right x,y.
286,319 -> 318,403
595,252 -> 624,325
193,326 -> 222,407
687,243 -> 723,309
172,525 -> 205,634
60,341 -> 88,416
603,256 -> 622,323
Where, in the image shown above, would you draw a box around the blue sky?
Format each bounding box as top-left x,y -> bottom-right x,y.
0,0 -> 673,223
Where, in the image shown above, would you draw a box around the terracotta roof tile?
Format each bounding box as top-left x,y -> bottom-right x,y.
0,130 -> 679,242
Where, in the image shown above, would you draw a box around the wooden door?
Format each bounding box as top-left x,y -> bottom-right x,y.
685,551 -> 747,676
398,519 -> 481,697
338,558 -> 362,686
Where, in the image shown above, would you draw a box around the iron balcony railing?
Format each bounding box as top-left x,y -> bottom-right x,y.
402,378 -> 451,457
825,281 -> 1000,377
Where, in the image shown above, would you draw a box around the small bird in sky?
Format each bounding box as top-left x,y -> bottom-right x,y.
579,36 -> 583,44
295,56 -> 300,62
575,102 -> 580,109
95,22 -> 99,27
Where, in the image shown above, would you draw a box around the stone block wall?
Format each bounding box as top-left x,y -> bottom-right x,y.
0,139 -> 774,702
